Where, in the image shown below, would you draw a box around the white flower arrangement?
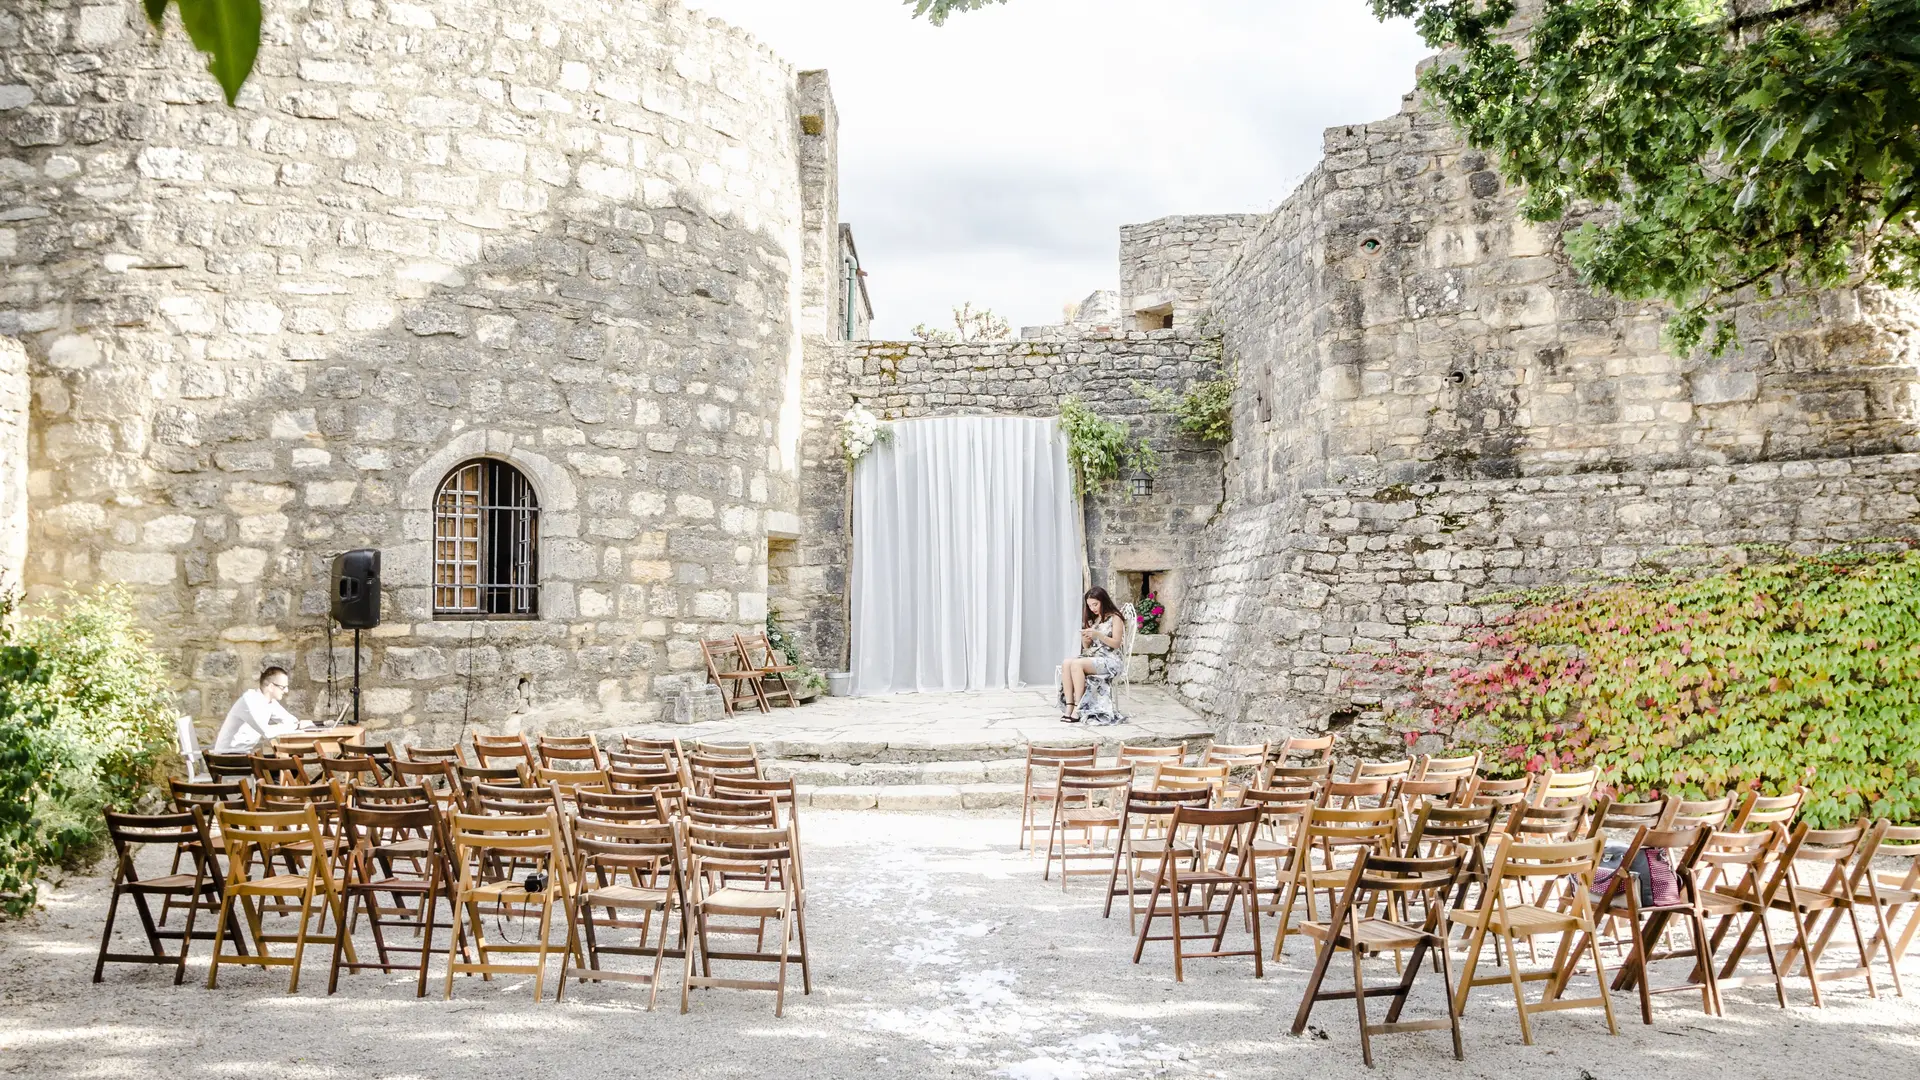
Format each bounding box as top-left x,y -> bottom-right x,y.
841,404 -> 892,464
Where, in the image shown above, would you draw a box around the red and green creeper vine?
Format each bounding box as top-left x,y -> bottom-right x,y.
1361,546 -> 1920,829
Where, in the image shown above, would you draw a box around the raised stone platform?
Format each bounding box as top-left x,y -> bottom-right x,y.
605,685 -> 1215,810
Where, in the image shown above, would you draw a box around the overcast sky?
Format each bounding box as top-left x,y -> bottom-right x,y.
692,1 -> 1432,338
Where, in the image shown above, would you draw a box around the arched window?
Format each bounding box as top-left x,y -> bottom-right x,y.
434,459 -> 539,618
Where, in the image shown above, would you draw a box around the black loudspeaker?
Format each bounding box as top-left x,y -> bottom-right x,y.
331,549 -> 381,629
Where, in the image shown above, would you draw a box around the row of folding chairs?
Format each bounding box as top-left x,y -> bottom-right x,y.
95,740 -> 813,1015
1021,745 -> 1920,1067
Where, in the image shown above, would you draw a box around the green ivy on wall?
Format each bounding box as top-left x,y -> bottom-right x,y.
1137,377 -> 1234,444
1058,396 -> 1158,496
1376,547 -> 1920,828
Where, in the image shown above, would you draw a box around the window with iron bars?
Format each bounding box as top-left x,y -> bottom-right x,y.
433,458 -> 540,618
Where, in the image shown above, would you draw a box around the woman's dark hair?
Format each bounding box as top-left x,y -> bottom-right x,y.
1082,586 -> 1123,628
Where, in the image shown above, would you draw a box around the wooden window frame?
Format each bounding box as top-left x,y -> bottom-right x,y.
433,458 -> 540,620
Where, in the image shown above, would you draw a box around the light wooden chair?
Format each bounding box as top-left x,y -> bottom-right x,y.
1103,786 -> 1210,931
403,743 -> 467,766
471,733 -> 535,770
1588,824 -> 1717,1023
700,637 -> 769,715
1529,767 -> 1600,808
1019,745 -> 1098,852
444,810 -> 574,1001
621,736 -> 684,765
1243,787 -> 1315,928
1735,819 -> 1881,1006
1272,804 -> 1400,959
1291,849 -> 1468,1067
1131,803 -> 1265,981
208,804 -> 356,993
327,803 -> 455,997
681,821 -> 810,1016
562,817 -> 688,1009
1660,793 -> 1738,830
1116,743 -> 1186,786
1415,751 -> 1480,783
1272,734 -> 1335,767
537,735 -> 605,771
1350,757 -> 1414,785
1694,827 -> 1792,1009
736,631 -> 802,709
94,809 -> 236,985
1447,833 -> 1618,1045
1156,762 -> 1231,802
1262,761 -> 1334,797
1856,823 -> 1920,991
1044,765 -> 1134,889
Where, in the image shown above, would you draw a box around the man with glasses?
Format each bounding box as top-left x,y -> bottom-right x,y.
212,666 -> 306,753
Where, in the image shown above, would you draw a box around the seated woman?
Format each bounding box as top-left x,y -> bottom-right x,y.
1059,586 -> 1128,726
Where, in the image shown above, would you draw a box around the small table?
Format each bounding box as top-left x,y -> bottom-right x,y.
271,725 -> 368,756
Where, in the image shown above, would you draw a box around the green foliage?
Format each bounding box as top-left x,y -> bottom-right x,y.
1372,0 -> 1920,355
911,301 -> 1012,344
1378,548 -> 1920,828
1058,396 -> 1159,496
765,612 -> 828,697
905,0 -> 1009,25
1137,377 -> 1234,443
144,0 -> 262,106
0,587 -> 177,915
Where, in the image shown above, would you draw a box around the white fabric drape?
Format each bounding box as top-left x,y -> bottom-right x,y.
850,416 -> 1080,696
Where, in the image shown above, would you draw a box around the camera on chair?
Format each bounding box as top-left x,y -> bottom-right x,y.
522,871 -> 548,893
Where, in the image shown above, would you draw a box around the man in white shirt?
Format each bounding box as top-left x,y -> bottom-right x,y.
212,667 -> 305,753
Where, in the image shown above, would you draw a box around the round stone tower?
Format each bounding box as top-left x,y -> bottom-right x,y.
0,0 -> 825,736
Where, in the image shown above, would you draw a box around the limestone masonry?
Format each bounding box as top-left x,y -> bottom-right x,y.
4,1 -> 1917,746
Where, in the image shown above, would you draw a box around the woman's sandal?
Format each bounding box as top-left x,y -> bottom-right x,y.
1060,711 -> 1080,723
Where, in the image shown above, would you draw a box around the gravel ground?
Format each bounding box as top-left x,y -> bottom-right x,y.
3,810 -> 1917,1079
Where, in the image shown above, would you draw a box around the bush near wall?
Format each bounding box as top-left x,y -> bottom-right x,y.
0,587 -> 177,915
1382,548 -> 1920,829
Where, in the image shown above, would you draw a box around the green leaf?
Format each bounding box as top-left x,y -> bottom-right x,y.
175,0 -> 261,106
143,0 -> 171,30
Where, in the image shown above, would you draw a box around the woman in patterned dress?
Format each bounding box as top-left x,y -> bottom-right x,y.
1059,587 -> 1128,725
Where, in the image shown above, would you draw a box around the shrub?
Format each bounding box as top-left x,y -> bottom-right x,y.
1137,377 -> 1234,443
0,586 -> 177,915
1059,396 -> 1158,495
1380,548 -> 1920,828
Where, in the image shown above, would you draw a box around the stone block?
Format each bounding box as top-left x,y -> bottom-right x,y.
806,787 -> 879,810
875,785 -> 965,811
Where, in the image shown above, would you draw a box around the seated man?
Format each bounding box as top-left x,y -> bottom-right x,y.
212,666 -> 305,754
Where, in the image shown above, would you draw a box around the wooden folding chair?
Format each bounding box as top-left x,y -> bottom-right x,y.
392,758 -> 463,815
208,805 -> 356,993
622,736 -> 684,765
562,817 -> 688,1009
1728,787 -> 1805,833
1201,742 -> 1269,799
403,743 -> 467,766
1272,734 -> 1335,767
685,752 -> 761,795
1273,804 -> 1399,959
607,747 -> 675,771
541,766 -> 611,805
1263,761 -> 1334,797
1588,825 -> 1716,1023
1350,758 -> 1414,786
1415,751 -> 1480,783
205,752 -> 255,782
701,638 -> 769,715
95,809 -> 239,985
686,793 -> 779,828
692,740 -> 760,762
1105,786 -> 1211,931
1447,834 -> 1618,1045
576,788 -> 670,826
1530,767 -> 1599,809
1326,777 -> 1397,810
339,740 -> 397,781
159,779 -> 249,926
1856,823 -> 1920,993
1156,762 -> 1230,802
1117,743 -> 1186,786
471,733 -> 535,770
473,780 -> 558,817
444,810 -> 574,1001
319,754 -> 386,790
537,735 -> 605,771
1740,819 -> 1881,1005
681,821 -> 809,1015
1693,827 -> 1792,1009
249,752 -> 310,785
1044,766 -> 1133,888
1020,744 -> 1098,852
328,803 -> 456,997
1131,803 -> 1265,981
737,631 -> 802,709
1243,787 -> 1315,928
1407,803 -> 1499,923
1292,849 -> 1468,1067
1463,774 -> 1531,814
1660,793 -> 1738,830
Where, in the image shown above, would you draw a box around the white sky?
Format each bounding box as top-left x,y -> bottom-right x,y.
691,0 -> 1432,338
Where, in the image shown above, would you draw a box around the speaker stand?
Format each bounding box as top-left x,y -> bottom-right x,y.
352,627 -> 362,727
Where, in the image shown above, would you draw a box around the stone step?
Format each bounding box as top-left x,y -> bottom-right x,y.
766,757 -> 1028,787
761,730 -> 1209,765
800,782 -> 1024,812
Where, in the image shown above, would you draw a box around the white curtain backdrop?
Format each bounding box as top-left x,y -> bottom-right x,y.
850,416 -> 1080,696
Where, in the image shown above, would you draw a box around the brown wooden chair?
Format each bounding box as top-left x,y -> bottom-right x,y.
686,793 -> 779,828
1588,824 -> 1717,1022
1464,774 -> 1531,813
681,821 -> 809,1016
1292,849 -> 1468,1067
1116,743 -> 1186,785
1020,744 -> 1098,852
1274,804 -> 1399,959
1447,833 -> 1618,1044
160,779 -> 249,925
319,754 -> 386,790
1660,793 -> 1738,830
1728,787 -> 1805,832
1262,760 -> 1334,797
1104,786 -> 1211,931
736,631 -> 802,709
249,752 -> 310,785
562,817 -> 688,1009
208,804 -> 356,993
1692,827 -> 1792,1009
1243,787 -> 1315,929
1201,742 -> 1269,798
1350,757 -> 1414,785
1044,765 -> 1134,889
607,747 -> 675,771
537,735 -> 605,771
95,808 -> 239,985
1415,751 -> 1480,783
338,740 -> 397,781
392,758 -> 463,814
444,809 -> 575,1001
1156,762 -> 1231,802
402,743 -> 467,766
575,788 -> 670,825
700,637 -> 769,715
328,803 -> 455,997
1733,819 -> 1881,1005
1272,733 -> 1335,766
1408,802 -> 1499,926
1326,776 -> 1397,811
473,780 -> 558,818
471,732 -> 535,770
1857,822 -> 1920,992
621,736 -> 684,765
205,751 -> 255,782
1132,803 -> 1265,981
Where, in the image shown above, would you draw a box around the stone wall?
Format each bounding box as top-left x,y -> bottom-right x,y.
1,0 -> 828,740
1118,214 -> 1263,330
1171,453 -> 1920,746
787,330 -> 1226,677
0,337 -> 24,590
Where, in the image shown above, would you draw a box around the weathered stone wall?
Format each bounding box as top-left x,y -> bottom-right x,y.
1172,454 -> 1920,746
2,0 -> 824,740
1118,214 -> 1263,330
787,331 -> 1226,677
0,337 -> 25,590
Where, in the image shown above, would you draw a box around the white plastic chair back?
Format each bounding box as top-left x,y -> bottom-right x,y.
1115,602 -> 1139,708
175,714 -> 206,781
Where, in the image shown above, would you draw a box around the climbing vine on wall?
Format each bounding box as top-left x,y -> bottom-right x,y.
1374,547 -> 1920,828
1058,396 -> 1158,496
1137,377 -> 1234,443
